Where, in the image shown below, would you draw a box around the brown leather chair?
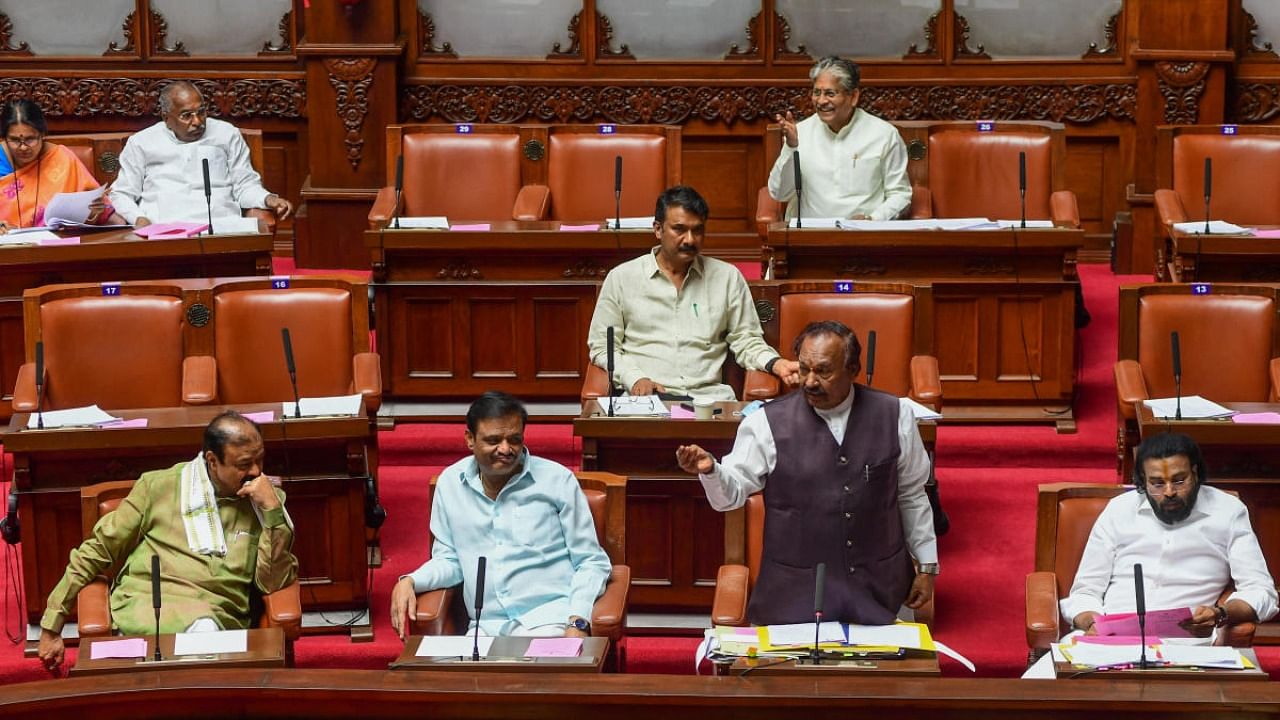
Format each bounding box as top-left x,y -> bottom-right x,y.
196,277 -> 381,411
713,494 -> 934,628
412,471 -> 630,669
747,281 -> 941,406
546,125 -> 681,222
368,124 -> 549,226
75,479 -> 302,661
11,283 -> 197,413
1024,482 -> 1254,665
1113,283 -> 1280,477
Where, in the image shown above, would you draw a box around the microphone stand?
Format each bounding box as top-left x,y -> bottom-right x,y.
33,341 -> 44,430
152,554 -> 163,662
472,556 -> 486,662
809,562 -> 825,665
793,151 -> 803,229
865,330 -> 877,389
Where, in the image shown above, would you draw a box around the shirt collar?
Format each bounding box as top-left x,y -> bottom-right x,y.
461,450 -> 532,497
644,246 -> 704,281
812,384 -> 856,421
822,108 -> 861,141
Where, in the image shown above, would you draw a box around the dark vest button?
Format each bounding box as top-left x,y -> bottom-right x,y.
845,539 -> 853,547
837,455 -> 848,465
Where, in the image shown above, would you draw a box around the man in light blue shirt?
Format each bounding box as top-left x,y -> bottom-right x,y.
390,391 -> 611,639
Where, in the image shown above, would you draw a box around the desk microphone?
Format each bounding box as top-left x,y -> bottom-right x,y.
614,155 -> 623,231
151,554 -> 163,661
865,330 -> 877,389
810,562 -> 825,665
33,340 -> 44,430
391,154 -> 404,230
472,556 -> 487,662
1203,157 -> 1212,235
1170,330 -> 1182,421
793,150 -> 803,229
1134,563 -> 1148,669
1018,151 -> 1027,229
606,326 -> 616,417
201,158 -> 214,236
281,327 -> 301,418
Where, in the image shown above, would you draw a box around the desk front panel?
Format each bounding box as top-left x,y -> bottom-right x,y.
1168,232 -> 1280,283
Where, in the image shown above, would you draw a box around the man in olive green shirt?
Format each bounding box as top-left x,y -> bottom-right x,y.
588,185 -> 800,401
37,411 -> 297,671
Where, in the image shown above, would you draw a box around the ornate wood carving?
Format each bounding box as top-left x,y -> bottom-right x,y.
0,77 -> 305,118
260,9 -> 293,55
403,82 -> 1136,126
149,9 -> 188,57
953,12 -> 990,60
562,259 -> 608,279
0,13 -> 31,56
964,257 -> 1017,276
773,11 -> 810,60
1242,9 -> 1278,59
836,259 -> 887,277
104,10 -> 139,55
596,11 -> 632,59
323,57 -> 377,169
548,10 -> 582,58
725,10 -> 762,60
1234,82 -> 1280,122
1154,61 -> 1209,125
437,260 -> 482,280
418,10 -> 456,57
1082,9 -> 1121,59
904,11 -> 940,60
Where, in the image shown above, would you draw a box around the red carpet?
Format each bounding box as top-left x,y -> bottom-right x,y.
5,261 -> 1280,682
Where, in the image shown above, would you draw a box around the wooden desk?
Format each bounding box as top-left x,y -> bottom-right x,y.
724,653 -> 940,677
366,223 -> 649,417
0,227 -> 272,423
1166,228 -> 1280,283
2,404 -> 371,640
574,401 -> 936,612
391,636 -> 607,673
766,224 -> 1083,430
72,628 -> 286,677
1054,649 -> 1266,681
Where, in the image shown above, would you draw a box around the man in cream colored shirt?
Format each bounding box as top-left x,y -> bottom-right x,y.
587,185 -> 799,401
768,56 -> 911,222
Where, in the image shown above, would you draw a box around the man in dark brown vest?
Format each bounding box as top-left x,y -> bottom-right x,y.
677,320 -> 937,625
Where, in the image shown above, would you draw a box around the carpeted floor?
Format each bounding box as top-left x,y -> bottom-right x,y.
3,261 -> 1279,683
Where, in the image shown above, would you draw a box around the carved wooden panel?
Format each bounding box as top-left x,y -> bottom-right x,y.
0,77 -> 305,119
1155,61 -> 1210,125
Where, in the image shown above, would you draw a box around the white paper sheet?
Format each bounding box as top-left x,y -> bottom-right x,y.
0,230 -> 57,244
415,635 -> 494,657
173,629 -> 248,656
206,216 -> 263,235
846,623 -> 923,649
764,621 -> 845,647
1143,395 -> 1234,419
902,397 -> 942,420
595,395 -> 670,416
605,216 -> 656,230
394,216 -> 450,229
995,219 -> 1056,229
26,404 -> 119,429
1172,220 -> 1251,235
1059,642 -> 1147,667
838,219 -> 941,231
1160,645 -> 1245,669
933,639 -> 976,672
786,217 -> 842,229
43,187 -> 106,226
282,393 -> 363,418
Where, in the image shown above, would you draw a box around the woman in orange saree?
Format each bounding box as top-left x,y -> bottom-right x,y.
0,99 -> 108,232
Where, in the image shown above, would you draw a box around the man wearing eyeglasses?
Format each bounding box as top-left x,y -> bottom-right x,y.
109,80 -> 292,228
767,56 -> 911,223
1063,432 -> 1277,639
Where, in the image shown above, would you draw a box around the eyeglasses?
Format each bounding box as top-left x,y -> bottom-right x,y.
5,135 -> 40,148
175,107 -> 208,123
1145,477 -> 1191,495
811,88 -> 849,100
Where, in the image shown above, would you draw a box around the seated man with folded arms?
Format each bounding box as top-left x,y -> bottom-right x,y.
109,80 -> 292,228
389,391 -> 611,639
1063,432 -> 1278,640
768,56 -> 912,223
587,185 -> 799,401
676,321 -> 937,625
37,411 -> 297,671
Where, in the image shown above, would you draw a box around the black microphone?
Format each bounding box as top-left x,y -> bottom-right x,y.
810,562 -> 825,664
151,554 -> 163,661
865,330 -> 877,389
1018,151 -> 1027,229
1171,330 -> 1182,421
1203,157 -> 1212,235
281,327 -> 301,418
472,556 -> 487,662
33,340 -> 44,430
613,155 -> 622,231
606,326 -> 616,417
201,157 -> 214,236
391,154 -> 404,230
793,150 -> 803,229
1134,563 -> 1148,669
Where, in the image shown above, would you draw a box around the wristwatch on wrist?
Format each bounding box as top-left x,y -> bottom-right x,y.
1213,603 -> 1228,627
571,617 -> 591,634
917,563 -> 939,576
765,356 -> 781,375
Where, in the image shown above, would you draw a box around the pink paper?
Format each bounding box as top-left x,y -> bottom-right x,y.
1093,607 -> 1194,639
1252,229 -> 1280,239
669,405 -> 696,419
101,418 -> 149,429
449,223 -> 491,232
1075,635 -> 1149,646
39,236 -> 81,246
1231,412 -> 1280,424
134,222 -> 209,239
524,637 -> 583,658
241,411 -> 275,424
89,637 -> 148,660
559,224 -> 601,232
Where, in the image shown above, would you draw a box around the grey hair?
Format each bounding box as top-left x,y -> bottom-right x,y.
159,80 -> 201,115
808,56 -> 860,93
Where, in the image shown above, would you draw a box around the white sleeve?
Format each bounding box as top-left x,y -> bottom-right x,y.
871,132 -> 912,221
109,138 -> 147,224
698,407 -> 775,511
767,143 -> 798,203
896,400 -> 936,564
224,128 -> 271,210
1060,505 -> 1118,624
1226,503 -> 1280,623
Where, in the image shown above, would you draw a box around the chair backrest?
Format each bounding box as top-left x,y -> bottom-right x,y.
211,280 -> 367,404
1034,483 -> 1129,599
390,125 -> 525,219
1121,285 -> 1278,401
745,493 -> 765,590
32,287 -> 187,410
48,129 -> 265,187
546,125 -> 680,221
1159,126 -> 1280,226
80,480 -> 137,538
905,121 -> 1063,220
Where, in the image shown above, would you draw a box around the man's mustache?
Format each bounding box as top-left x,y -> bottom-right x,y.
678,243 -> 699,254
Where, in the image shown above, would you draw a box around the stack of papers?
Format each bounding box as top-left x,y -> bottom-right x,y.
42,187 -> 131,230
1052,639 -> 1248,670
134,222 -> 210,239
595,395 -> 670,416
205,216 -> 263,235
282,393 -> 363,418
415,635 -> 493,658
786,217 -> 842,229
1093,607 -> 1193,638
1172,220 -> 1251,235
605,217 -> 654,230
1142,395 -> 1234,419
26,404 -> 120,430
173,629 -> 248,656
393,216 -> 450,229
705,621 -> 973,671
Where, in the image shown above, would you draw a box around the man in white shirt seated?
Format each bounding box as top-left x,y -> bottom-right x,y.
768,56 -> 911,223
1063,432 -> 1278,640
109,80 -> 292,228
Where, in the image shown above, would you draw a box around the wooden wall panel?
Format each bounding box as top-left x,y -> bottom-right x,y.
933,295 -> 980,382
469,299 -> 519,377
532,297 -> 589,379
402,296 -> 454,380
681,138 -> 763,235
0,306 -> 21,408
996,296 -> 1045,382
